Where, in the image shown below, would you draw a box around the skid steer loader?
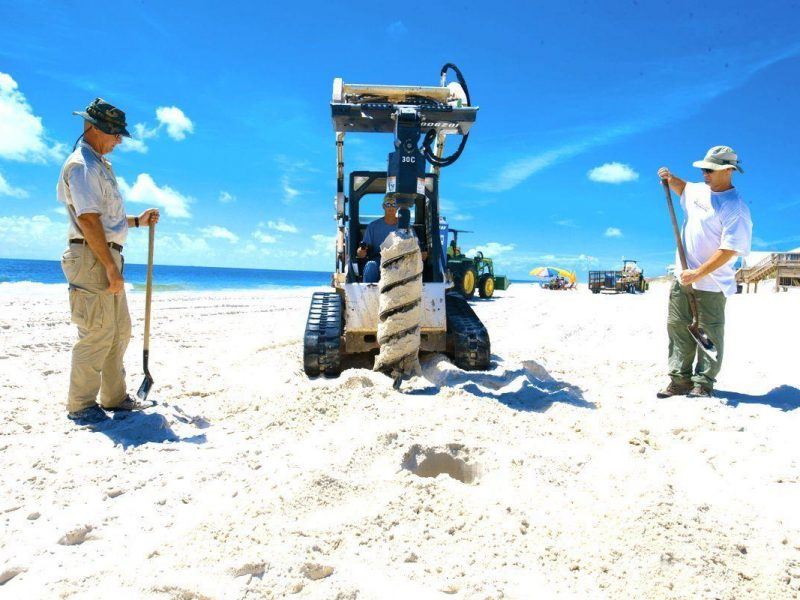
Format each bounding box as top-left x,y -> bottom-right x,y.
303,64 -> 491,384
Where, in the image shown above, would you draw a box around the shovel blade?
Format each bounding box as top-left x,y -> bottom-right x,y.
136,374 -> 154,402
688,324 -> 718,361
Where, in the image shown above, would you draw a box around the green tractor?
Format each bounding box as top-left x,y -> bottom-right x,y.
445,228 -> 510,299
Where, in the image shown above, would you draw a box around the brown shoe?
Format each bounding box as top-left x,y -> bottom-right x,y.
687,385 -> 713,398
67,405 -> 109,424
104,395 -> 154,412
656,381 -> 693,398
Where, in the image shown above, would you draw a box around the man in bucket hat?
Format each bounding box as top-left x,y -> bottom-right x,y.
656,146 -> 752,399
57,98 -> 161,424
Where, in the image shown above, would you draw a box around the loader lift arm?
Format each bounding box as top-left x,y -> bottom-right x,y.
331,64 -> 477,276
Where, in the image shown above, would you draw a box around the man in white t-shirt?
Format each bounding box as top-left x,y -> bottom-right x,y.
656,145 -> 752,399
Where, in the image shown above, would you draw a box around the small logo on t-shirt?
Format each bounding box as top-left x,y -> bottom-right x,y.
693,196 -> 711,212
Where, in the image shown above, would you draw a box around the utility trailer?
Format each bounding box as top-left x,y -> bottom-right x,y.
588,260 -> 648,294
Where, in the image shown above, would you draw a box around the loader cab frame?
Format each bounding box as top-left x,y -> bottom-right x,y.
343,170 -> 446,284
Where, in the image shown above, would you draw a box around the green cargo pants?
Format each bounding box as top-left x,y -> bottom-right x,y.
666,281 -> 726,390
61,244 -> 132,413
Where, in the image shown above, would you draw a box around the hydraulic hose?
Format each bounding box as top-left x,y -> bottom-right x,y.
421,63 -> 471,168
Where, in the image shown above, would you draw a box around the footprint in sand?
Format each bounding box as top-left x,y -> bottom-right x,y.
342,375 -> 374,389
229,561 -> 267,578
57,524 -> 93,546
0,566 -> 27,585
402,443 -> 480,484
521,359 -> 552,381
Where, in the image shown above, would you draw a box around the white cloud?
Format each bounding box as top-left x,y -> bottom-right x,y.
301,234 -> 336,257
312,234 -> 335,247
0,172 -> 28,198
751,234 -> 800,249
275,155 -> 322,174
273,155 -> 319,206
155,106 -> 194,140
281,176 -> 300,204
465,242 -> 515,257
200,226 -> 239,243
475,144 -> 585,192
52,206 -> 67,215
120,107 -> 193,152
588,162 -> 639,184
472,45 -> 800,194
556,219 -> 577,227
120,123 -> 159,154
576,253 -> 598,265
775,198 -> 800,211
117,173 -> 192,218
219,191 -> 235,203
253,229 -> 277,244
605,227 -> 623,238
267,219 -> 298,233
491,251 -> 599,279
439,197 -> 473,223
155,232 -> 210,257
0,72 -> 65,163
387,21 -> 408,35
0,214 -> 63,257
120,137 -> 147,154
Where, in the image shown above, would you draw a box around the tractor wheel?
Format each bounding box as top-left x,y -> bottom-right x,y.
478,274 -> 495,298
457,266 -> 477,298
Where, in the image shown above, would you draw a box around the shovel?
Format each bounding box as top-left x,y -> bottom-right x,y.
661,179 -> 718,360
136,223 -> 155,401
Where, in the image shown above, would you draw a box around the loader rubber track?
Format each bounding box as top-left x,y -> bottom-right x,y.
445,293 -> 490,371
303,292 -> 343,377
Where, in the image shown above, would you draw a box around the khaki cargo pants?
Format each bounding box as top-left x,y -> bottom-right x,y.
666,281 -> 726,390
61,244 -> 132,412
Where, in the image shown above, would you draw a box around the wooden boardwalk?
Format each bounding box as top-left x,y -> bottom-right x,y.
736,252 -> 800,292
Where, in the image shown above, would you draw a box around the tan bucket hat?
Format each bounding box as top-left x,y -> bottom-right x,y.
692,145 -> 744,173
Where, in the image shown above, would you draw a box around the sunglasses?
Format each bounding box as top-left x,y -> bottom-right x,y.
93,125 -> 122,141
383,201 -> 398,208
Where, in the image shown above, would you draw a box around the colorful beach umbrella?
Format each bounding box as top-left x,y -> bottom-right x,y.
529,266 -> 577,284
529,266 -> 560,278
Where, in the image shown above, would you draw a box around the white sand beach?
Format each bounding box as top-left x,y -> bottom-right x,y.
1,281 -> 799,599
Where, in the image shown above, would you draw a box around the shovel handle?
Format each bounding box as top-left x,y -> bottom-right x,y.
662,179 -> 702,327
143,223 -> 155,352
662,179 -> 689,271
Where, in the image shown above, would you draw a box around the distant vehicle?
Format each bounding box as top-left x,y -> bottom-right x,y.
588,260 -> 648,294
444,227 -> 510,299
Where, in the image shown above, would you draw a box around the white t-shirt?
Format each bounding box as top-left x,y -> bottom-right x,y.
56,142 -> 128,246
677,182 -> 752,297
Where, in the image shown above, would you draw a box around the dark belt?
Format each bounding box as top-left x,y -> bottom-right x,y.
69,238 -> 123,253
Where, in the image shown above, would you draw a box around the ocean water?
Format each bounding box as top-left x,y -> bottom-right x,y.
0,258 -> 330,292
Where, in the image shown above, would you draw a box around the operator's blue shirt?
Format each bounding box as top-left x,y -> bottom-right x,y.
362,218 -> 398,262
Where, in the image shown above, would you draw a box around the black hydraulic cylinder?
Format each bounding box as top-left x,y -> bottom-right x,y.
387,108 -> 425,230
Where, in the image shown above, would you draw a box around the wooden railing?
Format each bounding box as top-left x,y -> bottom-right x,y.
736,252 -> 800,287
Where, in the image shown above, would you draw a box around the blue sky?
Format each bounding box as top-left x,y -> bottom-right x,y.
1,0 -> 798,279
